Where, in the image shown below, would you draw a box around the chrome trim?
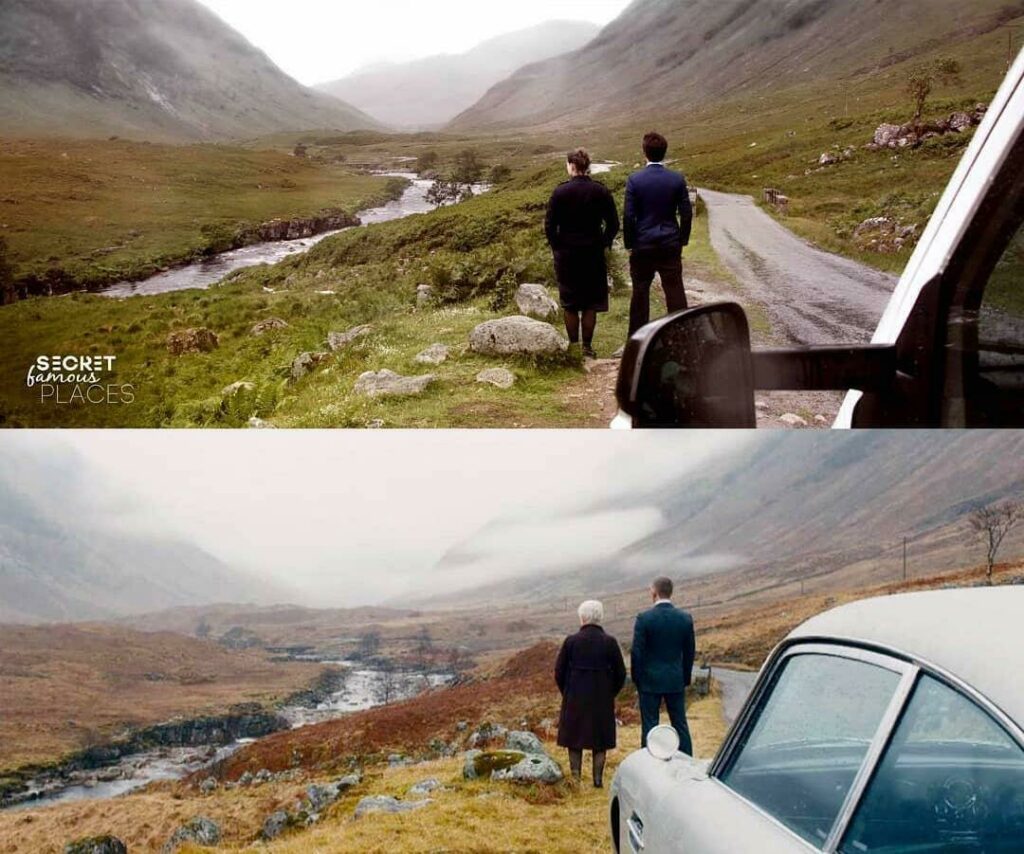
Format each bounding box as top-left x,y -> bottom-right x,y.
822,666 -> 920,852
627,812 -> 644,852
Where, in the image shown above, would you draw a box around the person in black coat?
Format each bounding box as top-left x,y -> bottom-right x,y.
631,576 -> 696,754
545,148 -> 620,359
555,599 -> 627,788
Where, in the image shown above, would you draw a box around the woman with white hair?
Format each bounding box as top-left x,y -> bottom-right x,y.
554,599 -> 627,787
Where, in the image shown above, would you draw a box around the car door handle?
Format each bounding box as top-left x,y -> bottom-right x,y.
627,812 -> 645,852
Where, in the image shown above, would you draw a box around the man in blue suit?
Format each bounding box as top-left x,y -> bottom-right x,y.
624,132 -> 694,337
631,576 -> 696,754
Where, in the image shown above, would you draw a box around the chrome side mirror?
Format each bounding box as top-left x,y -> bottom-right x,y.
617,303 -> 756,428
647,725 -> 681,761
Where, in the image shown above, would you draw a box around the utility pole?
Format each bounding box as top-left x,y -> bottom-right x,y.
903,537 -> 908,583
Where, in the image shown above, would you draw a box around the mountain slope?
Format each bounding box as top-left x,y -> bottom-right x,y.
0,445 -> 284,623
450,0 -> 1020,131
423,432 -> 1024,606
0,0 -> 380,141
316,20 -> 599,130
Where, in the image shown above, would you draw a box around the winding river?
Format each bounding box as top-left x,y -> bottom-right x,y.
99,173 -> 469,298
9,662 -> 454,810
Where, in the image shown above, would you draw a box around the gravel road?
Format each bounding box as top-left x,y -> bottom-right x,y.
701,189 -> 900,345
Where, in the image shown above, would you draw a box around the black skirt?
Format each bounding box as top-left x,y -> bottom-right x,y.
553,247 -> 609,313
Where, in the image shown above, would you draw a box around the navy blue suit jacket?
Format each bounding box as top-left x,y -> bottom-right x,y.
631,603 -> 696,696
624,164 -> 693,251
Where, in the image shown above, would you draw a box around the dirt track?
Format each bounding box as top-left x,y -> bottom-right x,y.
701,189 -> 900,345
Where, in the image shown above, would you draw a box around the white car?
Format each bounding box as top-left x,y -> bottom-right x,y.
615,49 -> 1024,429
610,588 -> 1024,853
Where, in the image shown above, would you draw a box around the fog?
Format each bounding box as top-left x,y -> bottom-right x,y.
195,0 -> 633,84
6,432 -> 754,607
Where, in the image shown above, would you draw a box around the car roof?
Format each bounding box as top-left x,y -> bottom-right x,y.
787,588 -> 1024,726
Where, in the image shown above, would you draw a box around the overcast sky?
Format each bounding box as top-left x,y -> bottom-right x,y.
196,0 -> 633,84
17,431 -> 751,607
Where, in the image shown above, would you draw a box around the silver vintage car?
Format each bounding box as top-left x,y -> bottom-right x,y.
610,588 -> 1024,853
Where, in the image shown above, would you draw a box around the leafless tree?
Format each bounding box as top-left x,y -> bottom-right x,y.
376,658 -> 400,706
969,500 -> 1024,584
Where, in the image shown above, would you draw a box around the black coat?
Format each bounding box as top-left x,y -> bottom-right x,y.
630,604 -> 696,696
545,177 -> 620,313
555,625 -> 627,751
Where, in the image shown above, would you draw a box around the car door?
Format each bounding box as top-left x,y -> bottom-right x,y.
690,644 -> 916,853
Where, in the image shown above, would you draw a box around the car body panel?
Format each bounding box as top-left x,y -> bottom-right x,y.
611,589 -> 1024,852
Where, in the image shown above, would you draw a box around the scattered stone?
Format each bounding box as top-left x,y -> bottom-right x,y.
355,370 -> 435,398
463,749 -> 525,780
167,328 -> 218,356
255,769 -> 273,784
814,415 -> 829,425
505,731 -> 546,755
515,283 -> 559,320
366,419 -> 386,429
222,381 -> 255,397
327,325 -> 372,352
336,772 -> 362,790
162,817 -> 221,853
491,754 -> 564,785
416,284 -> 434,308
291,352 -> 329,381
415,344 -> 450,366
779,413 -> 809,428
260,810 -> 293,841
64,838 -> 127,854
852,217 -> 919,254
818,152 -> 839,166
247,417 -> 275,429
198,776 -> 218,795
456,721 -> 469,732
238,771 -> 254,787
476,367 -> 516,390
467,722 -> 509,749
469,317 -> 568,358
304,783 -> 342,813
388,754 -> 409,768
408,778 -> 442,796
251,317 -> 289,337
354,796 -> 432,818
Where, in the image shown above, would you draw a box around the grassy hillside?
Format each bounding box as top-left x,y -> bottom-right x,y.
0,161 -> 729,428
0,0 -> 379,141
0,624 -> 319,772
0,138 -> 402,293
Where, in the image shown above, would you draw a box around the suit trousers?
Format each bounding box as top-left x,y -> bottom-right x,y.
628,245 -> 688,336
639,692 -> 693,756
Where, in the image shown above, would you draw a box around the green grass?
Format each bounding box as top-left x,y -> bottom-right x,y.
0,138 -> 401,291
0,164 -> 667,428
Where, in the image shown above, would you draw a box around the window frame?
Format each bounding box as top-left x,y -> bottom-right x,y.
708,639 -> 1024,852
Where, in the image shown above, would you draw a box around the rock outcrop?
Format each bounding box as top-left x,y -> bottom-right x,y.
354,796 -> 433,818
162,817 -> 221,853
515,283 -> 559,320
868,105 -> 987,151
355,370 -> 435,398
476,368 -> 516,389
414,344 -> 450,366
64,839 -> 127,854
167,328 -> 219,356
291,352 -> 329,381
328,325 -> 373,352
469,317 -> 568,358
491,753 -> 564,785
251,317 -> 289,337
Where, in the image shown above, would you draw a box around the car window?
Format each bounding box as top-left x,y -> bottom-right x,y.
719,653 -> 902,848
840,675 -> 1024,853
970,220 -> 1024,426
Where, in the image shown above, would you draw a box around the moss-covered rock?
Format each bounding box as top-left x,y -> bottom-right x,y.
64,837 -> 127,854
463,749 -> 526,780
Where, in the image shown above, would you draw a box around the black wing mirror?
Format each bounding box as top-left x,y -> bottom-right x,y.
616,303 -> 756,429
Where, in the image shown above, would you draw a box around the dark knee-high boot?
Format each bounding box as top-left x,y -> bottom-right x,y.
568,749 -> 583,781
593,751 -> 607,788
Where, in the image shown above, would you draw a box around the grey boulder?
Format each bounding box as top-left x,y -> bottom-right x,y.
414,344 -> 450,366
354,796 -> 432,818
291,352 -> 329,381
162,817 -> 221,853
491,753 -> 564,785
408,778 -> 442,796
64,839 -> 127,854
476,368 -> 516,390
469,317 -> 568,358
260,810 -> 293,840
505,731 -> 546,755
328,325 -> 373,352
251,317 -> 289,337
515,283 -> 559,320
355,370 -> 435,398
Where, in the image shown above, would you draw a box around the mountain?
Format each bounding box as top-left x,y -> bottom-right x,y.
316,20 -> 600,130
0,0 -> 380,142
450,0 -> 1019,131
423,432 -> 1024,606
0,444 -> 286,624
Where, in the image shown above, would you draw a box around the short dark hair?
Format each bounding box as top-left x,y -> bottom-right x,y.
567,147 -> 591,175
643,132 -> 668,163
652,577 -> 674,598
